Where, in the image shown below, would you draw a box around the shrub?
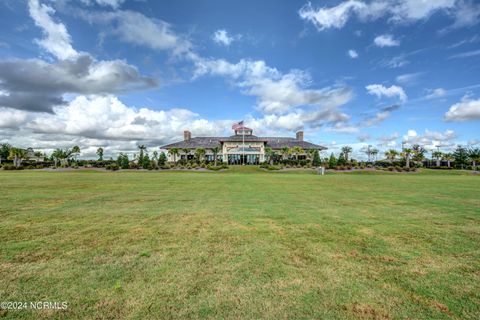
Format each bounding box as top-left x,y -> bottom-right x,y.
207,165 -> 223,171
267,165 -> 280,170
26,165 -> 35,170
106,163 -> 119,171
2,164 -> 18,170
388,166 -> 394,171
129,162 -> 138,170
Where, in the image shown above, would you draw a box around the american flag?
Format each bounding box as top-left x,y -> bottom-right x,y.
232,120 -> 244,130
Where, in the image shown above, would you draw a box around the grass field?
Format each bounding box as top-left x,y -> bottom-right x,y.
0,168 -> 479,319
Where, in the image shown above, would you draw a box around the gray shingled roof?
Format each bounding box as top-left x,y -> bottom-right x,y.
161,135 -> 326,150
161,137 -> 222,149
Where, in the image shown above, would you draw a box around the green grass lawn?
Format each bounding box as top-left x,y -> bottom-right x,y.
0,168 -> 479,319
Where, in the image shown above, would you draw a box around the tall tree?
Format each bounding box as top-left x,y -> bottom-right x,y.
468,147 -> 480,170
211,146 -> 221,166
288,146 -> 304,160
432,151 -> 443,167
195,148 -> 206,162
412,144 -> 426,164
72,145 -> 81,162
182,148 -> 190,161
52,148 -> 73,167
364,145 -> 374,162
96,147 -> 104,161
341,146 -> 353,162
328,153 -> 337,168
370,148 -> 379,161
0,143 -> 12,164
8,148 -> 27,168
401,148 -> 413,168
117,153 -> 129,169
384,149 -> 398,162
137,145 -> 146,164
169,148 -> 179,164
158,152 -> 167,166
443,153 -> 454,168
337,152 -> 346,165
312,149 -> 321,167
453,145 -> 468,169
264,147 -> 275,165
281,147 -> 290,160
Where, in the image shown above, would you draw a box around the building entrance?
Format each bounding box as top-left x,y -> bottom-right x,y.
228,154 -> 260,165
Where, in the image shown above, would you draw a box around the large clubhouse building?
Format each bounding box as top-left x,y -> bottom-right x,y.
161,124 -> 326,165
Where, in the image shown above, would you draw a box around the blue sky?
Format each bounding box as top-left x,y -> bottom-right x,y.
0,0 -> 479,158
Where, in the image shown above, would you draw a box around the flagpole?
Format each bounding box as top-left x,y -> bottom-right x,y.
242,127 -> 245,165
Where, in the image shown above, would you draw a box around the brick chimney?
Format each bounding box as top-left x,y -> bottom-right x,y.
184,130 -> 191,141
296,131 -> 304,141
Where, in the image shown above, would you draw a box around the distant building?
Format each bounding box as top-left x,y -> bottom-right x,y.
25,147 -> 45,162
161,124 -> 326,164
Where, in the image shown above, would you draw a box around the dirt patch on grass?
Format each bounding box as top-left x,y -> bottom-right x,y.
345,303 -> 392,319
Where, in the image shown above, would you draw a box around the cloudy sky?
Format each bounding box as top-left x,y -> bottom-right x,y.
0,0 -> 479,159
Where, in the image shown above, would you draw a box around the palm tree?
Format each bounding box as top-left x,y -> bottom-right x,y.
152,151 -> 159,167
211,146 -> 220,166
412,144 -> 426,165
265,147 -> 274,165
52,148 -> 73,167
370,148 -> 379,161
281,147 -> 290,160
468,148 -> 480,170
96,147 -> 104,161
401,148 -> 413,168
72,145 -> 81,162
169,148 -> 179,164
8,148 -> 27,168
384,149 -> 398,162
432,151 -> 443,167
444,153 -> 454,168
195,148 -> 206,162
289,146 -> 304,160
182,148 -> 190,161
341,146 -> 353,162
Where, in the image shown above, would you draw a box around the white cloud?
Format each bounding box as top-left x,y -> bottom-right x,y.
298,1 -> 367,31
80,10 -> 191,55
444,97 -> 480,121
192,57 -> 353,116
449,49 -> 480,59
0,55 -> 156,112
424,88 -> 446,99
348,49 -> 359,58
374,34 -> 400,47
80,0 -> 126,9
212,29 -> 237,46
442,0 -> 480,31
28,95 -> 226,141
28,0 -> 78,60
391,0 -> 456,22
366,84 -> 407,102
403,129 -> 457,150
0,108 -> 29,129
299,0 -> 458,31
396,72 -> 422,84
